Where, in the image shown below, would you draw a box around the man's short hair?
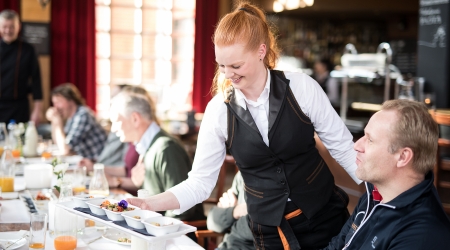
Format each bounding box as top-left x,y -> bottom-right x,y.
382,99 -> 438,174
0,9 -> 19,21
51,83 -> 85,106
112,86 -> 158,124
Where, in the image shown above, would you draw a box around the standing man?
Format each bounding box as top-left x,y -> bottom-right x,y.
109,86 -> 205,221
0,10 -> 43,124
46,83 -> 106,161
323,100 -> 450,250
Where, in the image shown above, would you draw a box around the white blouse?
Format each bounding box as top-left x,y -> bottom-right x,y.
169,70 -> 361,214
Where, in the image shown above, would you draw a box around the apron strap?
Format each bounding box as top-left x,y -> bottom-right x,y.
277,208 -> 303,250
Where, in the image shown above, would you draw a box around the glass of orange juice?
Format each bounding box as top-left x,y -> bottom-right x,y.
0,147 -> 15,192
29,213 -> 47,249
54,210 -> 78,250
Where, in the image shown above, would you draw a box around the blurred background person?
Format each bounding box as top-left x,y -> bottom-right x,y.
108,85 -> 205,221
313,58 -> 339,106
79,84 -> 140,195
207,171 -> 253,250
46,83 -> 107,160
0,10 -> 43,124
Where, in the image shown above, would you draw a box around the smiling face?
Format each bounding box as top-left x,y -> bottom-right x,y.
109,106 -> 136,143
215,42 -> 266,94
354,110 -> 399,185
0,17 -> 20,44
51,95 -> 77,120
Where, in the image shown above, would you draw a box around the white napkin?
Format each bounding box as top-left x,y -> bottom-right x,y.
0,200 -> 30,223
14,177 -> 26,192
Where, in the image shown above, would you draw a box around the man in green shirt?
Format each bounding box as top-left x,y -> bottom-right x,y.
109,86 -> 205,221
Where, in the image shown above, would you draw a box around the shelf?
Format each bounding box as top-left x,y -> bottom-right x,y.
55,201 -> 196,243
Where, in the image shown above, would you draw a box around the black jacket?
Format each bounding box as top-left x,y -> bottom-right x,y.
323,171 -> 450,250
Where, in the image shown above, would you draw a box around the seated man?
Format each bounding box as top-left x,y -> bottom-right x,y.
323,99 -> 450,250
108,86 -> 205,221
207,171 -> 253,250
46,83 -> 107,160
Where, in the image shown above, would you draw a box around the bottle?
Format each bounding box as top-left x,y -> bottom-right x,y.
23,121 -> 39,157
88,163 -> 109,196
0,123 -> 8,156
7,120 -> 17,150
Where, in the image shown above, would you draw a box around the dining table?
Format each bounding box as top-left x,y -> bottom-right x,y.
0,167 -> 205,250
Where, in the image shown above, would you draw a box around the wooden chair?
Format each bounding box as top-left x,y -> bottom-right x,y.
195,229 -> 224,250
431,110 -> 450,214
204,154 -> 237,204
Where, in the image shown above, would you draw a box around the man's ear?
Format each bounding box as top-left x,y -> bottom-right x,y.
397,147 -> 414,169
130,112 -> 141,127
258,44 -> 267,59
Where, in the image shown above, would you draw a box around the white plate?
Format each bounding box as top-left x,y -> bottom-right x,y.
0,238 -> 27,250
1,192 -> 19,199
102,228 -> 132,246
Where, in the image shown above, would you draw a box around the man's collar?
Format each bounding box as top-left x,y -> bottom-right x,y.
234,69 -> 271,109
135,122 -> 161,155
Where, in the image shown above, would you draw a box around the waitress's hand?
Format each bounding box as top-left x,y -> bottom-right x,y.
127,197 -> 152,210
217,189 -> 237,208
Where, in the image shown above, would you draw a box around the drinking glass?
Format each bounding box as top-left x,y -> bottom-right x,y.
0,148 -> 15,192
54,181 -> 77,250
29,213 -> 48,249
71,167 -> 87,195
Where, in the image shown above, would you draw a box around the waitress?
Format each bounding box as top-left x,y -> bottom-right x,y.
128,2 -> 361,249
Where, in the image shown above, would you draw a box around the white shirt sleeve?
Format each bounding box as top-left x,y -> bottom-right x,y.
168,95 -> 228,214
286,72 -> 362,184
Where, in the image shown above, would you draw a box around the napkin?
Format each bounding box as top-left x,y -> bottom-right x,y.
0,200 -> 30,223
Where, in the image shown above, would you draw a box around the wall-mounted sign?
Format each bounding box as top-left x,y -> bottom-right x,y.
417,0 -> 449,108
21,22 -> 50,55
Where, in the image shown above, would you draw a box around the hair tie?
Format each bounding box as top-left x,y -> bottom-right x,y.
239,7 -> 249,13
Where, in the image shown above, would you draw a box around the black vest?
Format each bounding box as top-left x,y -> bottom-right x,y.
225,70 -> 335,226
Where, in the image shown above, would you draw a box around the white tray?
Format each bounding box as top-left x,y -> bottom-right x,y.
55,200 -> 197,243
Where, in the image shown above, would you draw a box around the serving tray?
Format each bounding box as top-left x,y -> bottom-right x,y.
55,200 -> 196,243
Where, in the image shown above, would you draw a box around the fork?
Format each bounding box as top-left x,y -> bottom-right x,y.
3,233 -> 28,250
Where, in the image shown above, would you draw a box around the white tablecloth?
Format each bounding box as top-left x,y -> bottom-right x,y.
0,200 -> 30,223
0,231 -> 204,250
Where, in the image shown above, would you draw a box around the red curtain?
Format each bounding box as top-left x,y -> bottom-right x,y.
192,0 -> 218,113
0,0 -> 20,13
51,0 -> 96,111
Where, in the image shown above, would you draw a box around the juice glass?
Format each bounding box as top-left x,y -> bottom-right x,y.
29,213 -> 47,249
0,147 -> 15,192
54,181 -> 78,250
53,209 -> 78,250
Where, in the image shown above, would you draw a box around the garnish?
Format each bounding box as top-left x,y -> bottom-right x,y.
118,200 -> 128,209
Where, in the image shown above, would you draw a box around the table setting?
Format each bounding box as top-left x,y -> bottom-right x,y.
0,150 -> 204,250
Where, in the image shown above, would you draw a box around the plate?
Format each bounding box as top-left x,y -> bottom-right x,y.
1,192 -> 19,199
0,237 -> 27,250
102,228 -> 132,246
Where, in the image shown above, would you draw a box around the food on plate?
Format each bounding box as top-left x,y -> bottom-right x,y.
100,200 -> 135,212
133,216 -> 141,219
36,192 -> 51,200
117,238 -> 131,243
150,222 -> 173,227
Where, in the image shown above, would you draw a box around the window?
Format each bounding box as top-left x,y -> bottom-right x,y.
95,0 -> 195,119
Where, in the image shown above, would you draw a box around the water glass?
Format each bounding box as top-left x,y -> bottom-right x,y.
29,213 -> 48,249
71,167 -> 87,195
